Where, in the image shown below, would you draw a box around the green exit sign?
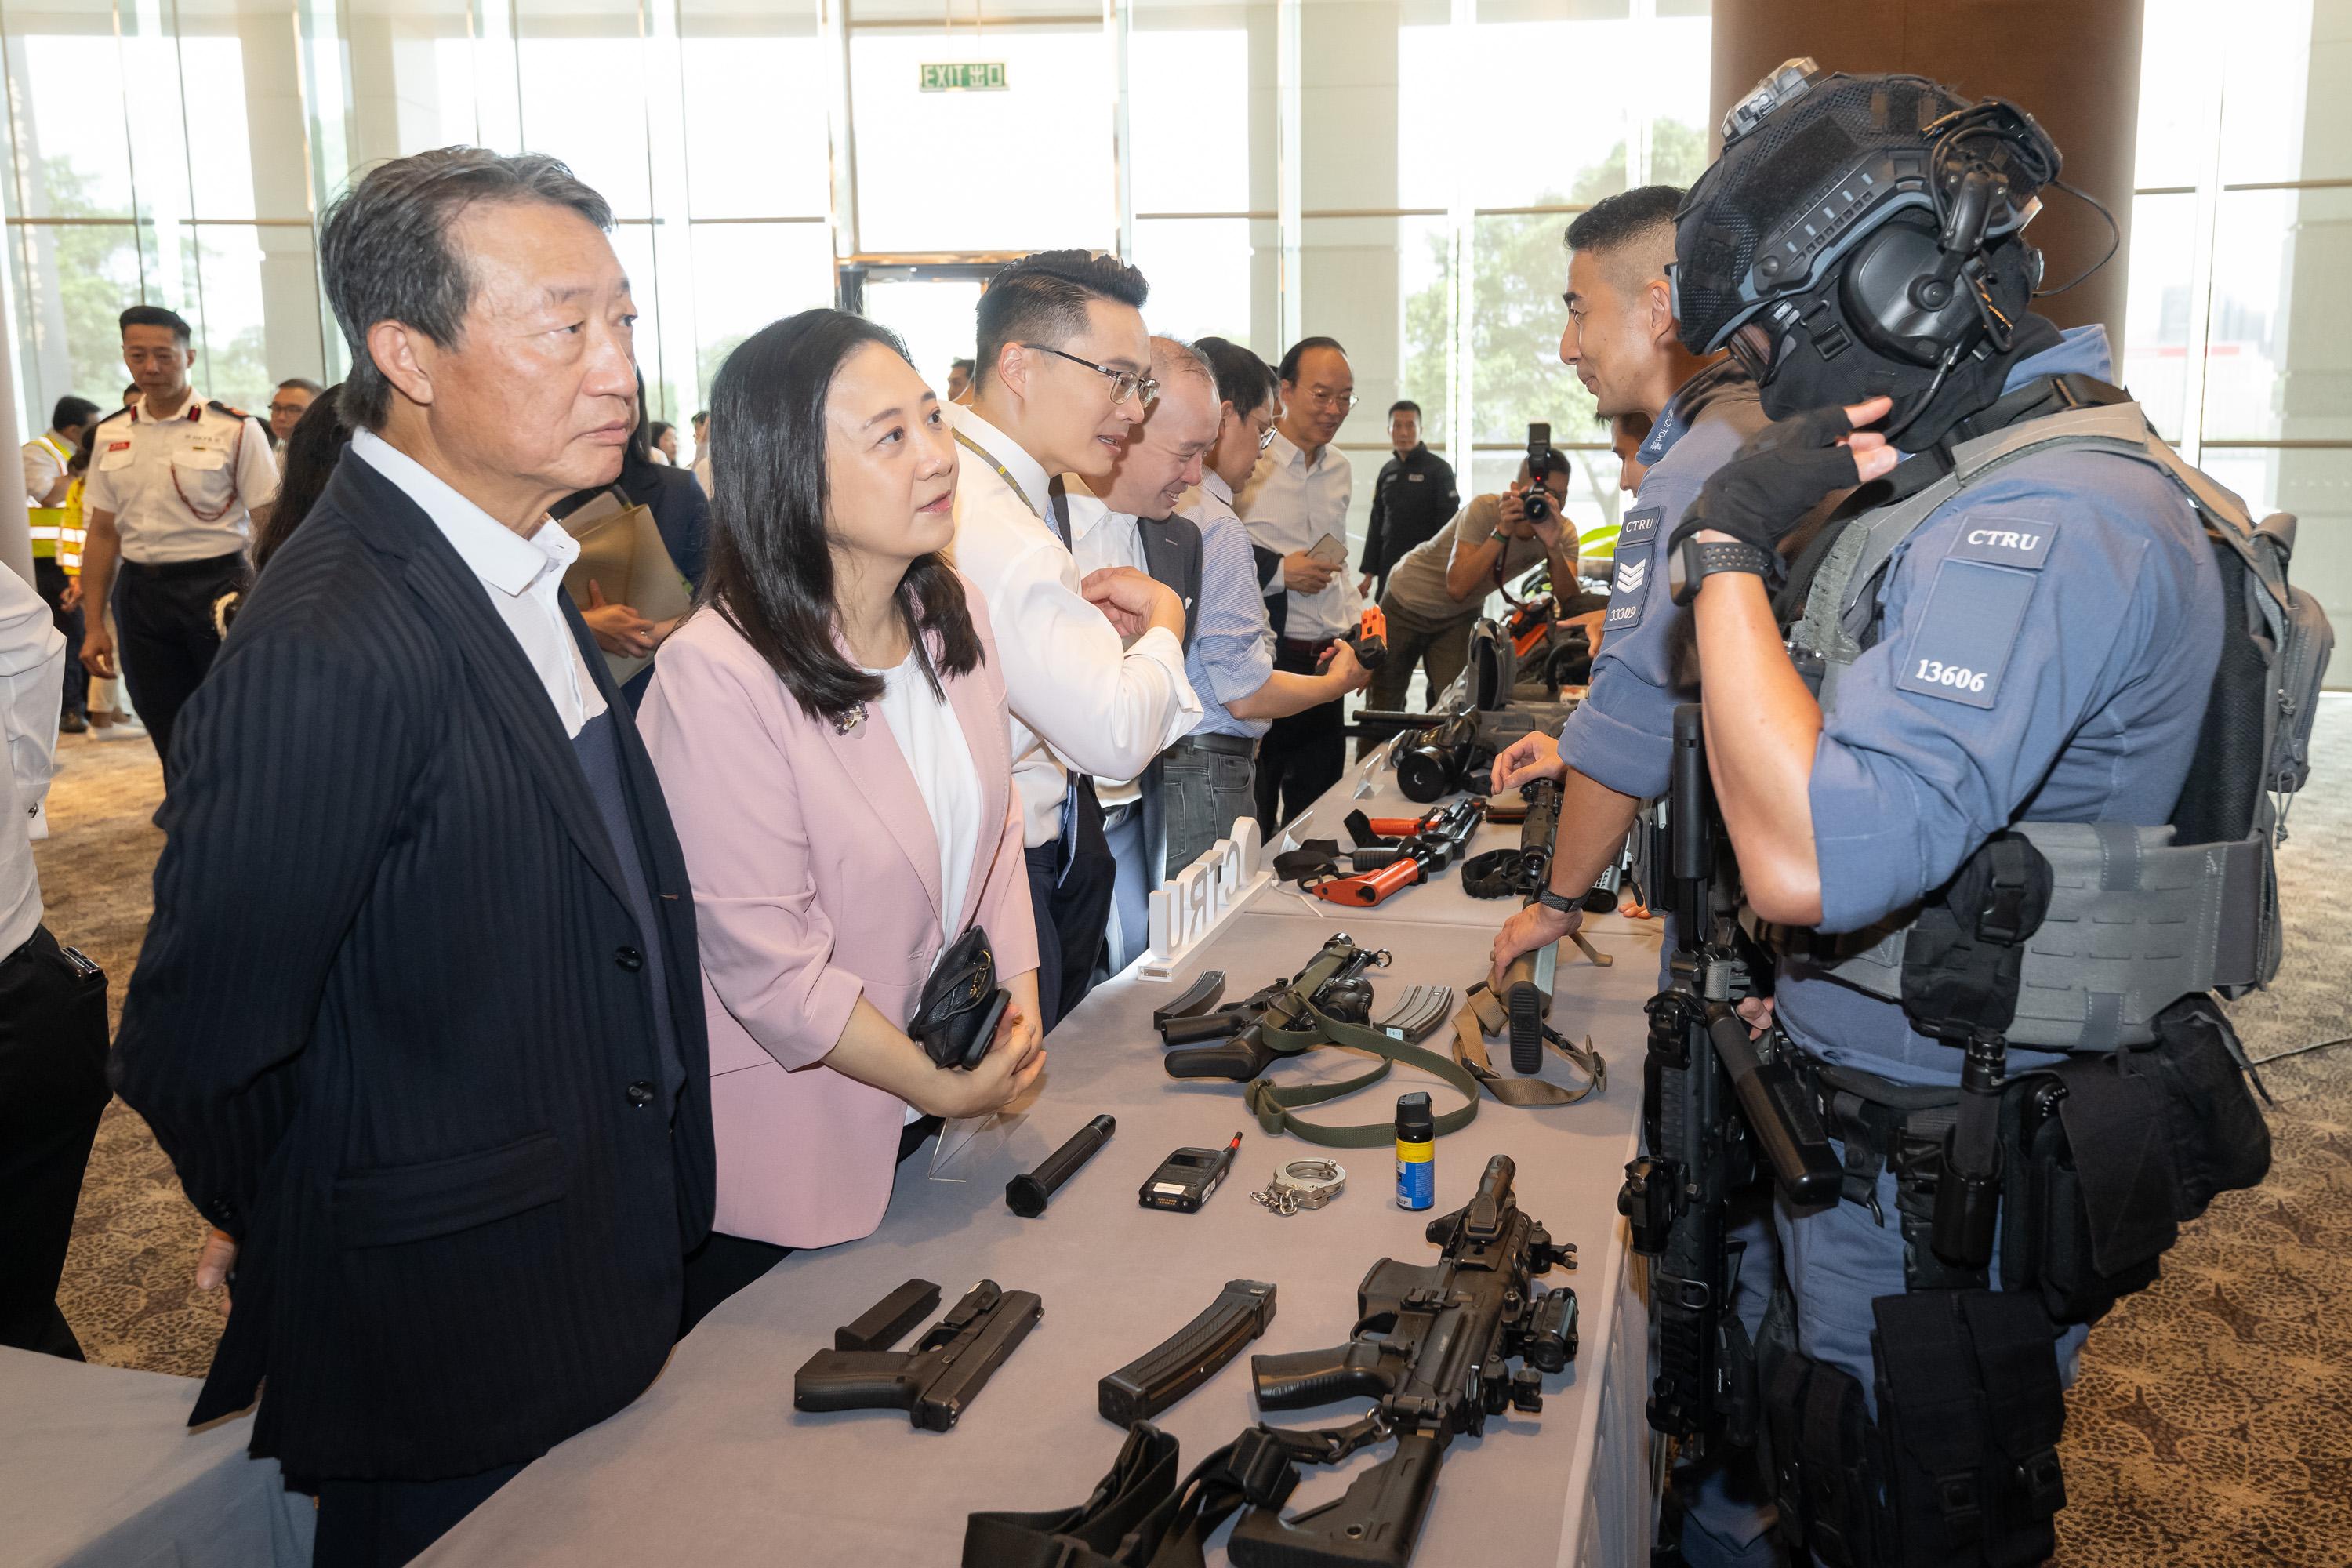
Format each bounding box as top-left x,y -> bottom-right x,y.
920,61 -> 1007,93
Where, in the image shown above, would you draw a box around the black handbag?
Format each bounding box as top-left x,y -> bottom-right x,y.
910,924 -> 1011,1072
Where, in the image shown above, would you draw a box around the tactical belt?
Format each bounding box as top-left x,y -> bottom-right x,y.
1450,982 -> 1608,1108
1780,820 -> 2270,1050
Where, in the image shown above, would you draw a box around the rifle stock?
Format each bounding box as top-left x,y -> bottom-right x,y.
1229,1433 -> 1445,1568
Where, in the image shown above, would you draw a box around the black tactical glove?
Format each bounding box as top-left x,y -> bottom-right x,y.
1667,405 -> 1869,570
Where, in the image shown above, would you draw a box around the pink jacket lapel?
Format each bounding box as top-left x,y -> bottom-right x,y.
815,701 -> 945,928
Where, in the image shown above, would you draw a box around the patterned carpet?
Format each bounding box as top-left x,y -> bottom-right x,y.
31,701 -> 2352,1565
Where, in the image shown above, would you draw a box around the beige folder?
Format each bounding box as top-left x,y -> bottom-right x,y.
557,489 -> 694,686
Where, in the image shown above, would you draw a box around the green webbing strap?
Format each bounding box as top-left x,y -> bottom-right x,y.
1450,983 -> 1609,1108
1236,999 -> 1481,1148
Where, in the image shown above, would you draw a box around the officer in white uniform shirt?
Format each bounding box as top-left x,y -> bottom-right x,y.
1236,335 -> 1361,832
77,305 -> 278,780
947,251 -> 1199,1029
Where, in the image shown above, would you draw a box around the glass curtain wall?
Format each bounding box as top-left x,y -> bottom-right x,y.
2129,0 -> 2350,656
1,0 -> 2339,667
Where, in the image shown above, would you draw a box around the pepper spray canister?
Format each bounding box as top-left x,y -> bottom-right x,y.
1394,1091 -> 1435,1210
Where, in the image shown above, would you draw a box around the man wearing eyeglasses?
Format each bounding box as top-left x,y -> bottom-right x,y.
1237,336 -> 1361,832
949,250 -> 1201,1029
268,378 -> 322,448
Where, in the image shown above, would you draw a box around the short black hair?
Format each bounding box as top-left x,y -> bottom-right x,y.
1388,400 -> 1421,419
119,304 -> 192,344
1564,185 -> 1685,257
275,376 -> 324,395
950,358 -> 975,374
693,409 -> 709,426
974,250 -> 1149,393
320,147 -> 615,431
1194,337 -> 1277,422
123,383 -> 140,401
50,395 -> 100,432
1277,336 -> 1347,386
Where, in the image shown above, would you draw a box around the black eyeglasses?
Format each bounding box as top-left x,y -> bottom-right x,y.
1021,343 -> 1159,409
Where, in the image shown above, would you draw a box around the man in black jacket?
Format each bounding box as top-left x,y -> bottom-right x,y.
111,147 -> 714,1568
1356,399 -> 1457,600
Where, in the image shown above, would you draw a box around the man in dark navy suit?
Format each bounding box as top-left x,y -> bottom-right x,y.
111,147 -> 714,1568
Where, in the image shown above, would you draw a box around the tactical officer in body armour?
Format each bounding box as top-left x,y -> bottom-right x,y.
1658,62 -> 2324,1566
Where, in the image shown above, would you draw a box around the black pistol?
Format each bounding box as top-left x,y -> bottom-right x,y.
793,1279 -> 1042,1432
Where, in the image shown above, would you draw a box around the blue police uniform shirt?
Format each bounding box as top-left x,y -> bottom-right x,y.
1780,325 -> 2226,1086
1557,360 -> 1767,799
1175,472 -> 1279,740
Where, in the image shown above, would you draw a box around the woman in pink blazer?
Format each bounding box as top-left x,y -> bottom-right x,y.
639,310 -> 1044,1328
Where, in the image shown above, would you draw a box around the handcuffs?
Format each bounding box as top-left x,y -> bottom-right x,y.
1249,1159 -> 1347,1217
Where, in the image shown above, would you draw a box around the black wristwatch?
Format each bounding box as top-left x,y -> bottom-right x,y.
1535,886 -> 1581,916
1670,535 -> 1775,606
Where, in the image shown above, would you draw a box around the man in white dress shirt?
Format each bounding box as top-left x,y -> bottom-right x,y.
1237,336 -> 1360,831
948,252 -> 1200,1029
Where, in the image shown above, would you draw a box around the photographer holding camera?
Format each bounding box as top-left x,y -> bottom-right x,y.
1365,445 -> 1589,713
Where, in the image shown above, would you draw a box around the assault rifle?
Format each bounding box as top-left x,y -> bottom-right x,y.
1617,706 -> 1838,1452
1224,1155 -> 1578,1568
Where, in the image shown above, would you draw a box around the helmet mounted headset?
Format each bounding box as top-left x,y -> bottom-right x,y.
1669,59 -> 2117,445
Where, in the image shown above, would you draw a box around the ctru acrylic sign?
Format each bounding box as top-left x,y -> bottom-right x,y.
920,62 -> 1007,92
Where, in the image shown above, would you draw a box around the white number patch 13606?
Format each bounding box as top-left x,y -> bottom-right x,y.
1912,659 -> 1987,694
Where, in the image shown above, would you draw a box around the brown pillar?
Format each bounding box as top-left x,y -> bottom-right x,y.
1708,1 -> 2143,347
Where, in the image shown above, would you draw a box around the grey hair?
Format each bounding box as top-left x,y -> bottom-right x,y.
1149,336 -> 1215,389
319,147 -> 614,430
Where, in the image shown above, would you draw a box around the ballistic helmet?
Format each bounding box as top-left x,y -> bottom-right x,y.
1671,60 -> 2060,362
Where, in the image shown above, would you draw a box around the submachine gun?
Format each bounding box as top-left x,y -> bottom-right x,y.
1617,705 -> 1839,1453
1156,934 -> 1388,1083
1223,1154 -> 1578,1567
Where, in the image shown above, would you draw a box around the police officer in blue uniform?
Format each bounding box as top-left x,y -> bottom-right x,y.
1483,183 -> 1780,1568
1663,61 -> 2294,1566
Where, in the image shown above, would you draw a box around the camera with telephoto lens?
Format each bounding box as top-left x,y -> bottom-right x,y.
1523,422 -> 1554,524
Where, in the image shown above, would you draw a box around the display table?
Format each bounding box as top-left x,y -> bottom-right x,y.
424,884 -> 1664,1565
0,1347 -> 314,1568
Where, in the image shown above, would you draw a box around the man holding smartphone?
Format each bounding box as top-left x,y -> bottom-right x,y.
1237,336 -> 1360,831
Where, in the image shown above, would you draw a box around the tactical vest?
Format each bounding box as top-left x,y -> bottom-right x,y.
27,434 -> 80,569
1784,395 -> 2333,1051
